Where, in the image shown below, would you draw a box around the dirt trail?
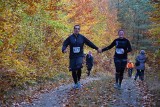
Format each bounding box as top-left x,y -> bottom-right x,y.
20,77 -> 100,107
111,78 -> 142,107
19,76 -> 153,107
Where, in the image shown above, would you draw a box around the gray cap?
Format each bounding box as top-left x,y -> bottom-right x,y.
140,50 -> 145,54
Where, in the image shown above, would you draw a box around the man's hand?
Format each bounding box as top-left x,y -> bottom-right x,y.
63,49 -> 67,53
97,48 -> 102,53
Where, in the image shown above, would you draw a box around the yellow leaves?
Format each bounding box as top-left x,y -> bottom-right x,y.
150,26 -> 160,36
0,3 -> 5,12
14,59 -> 25,68
0,0 -> 120,105
3,23 -> 14,35
150,1 -> 160,38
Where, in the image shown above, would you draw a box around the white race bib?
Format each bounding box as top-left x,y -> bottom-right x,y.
73,47 -> 80,53
116,48 -> 124,54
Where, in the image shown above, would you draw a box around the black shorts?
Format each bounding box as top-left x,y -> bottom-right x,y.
69,57 -> 83,71
86,64 -> 93,71
114,58 -> 127,73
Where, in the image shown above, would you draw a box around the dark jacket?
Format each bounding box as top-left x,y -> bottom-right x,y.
102,38 -> 132,59
62,34 -> 98,59
136,53 -> 147,70
86,54 -> 93,68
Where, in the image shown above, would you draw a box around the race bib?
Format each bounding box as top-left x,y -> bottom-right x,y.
116,48 -> 124,54
73,47 -> 80,53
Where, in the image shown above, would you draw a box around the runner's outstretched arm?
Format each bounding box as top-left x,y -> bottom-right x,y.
62,37 -> 70,53
84,36 -> 98,50
102,40 -> 116,52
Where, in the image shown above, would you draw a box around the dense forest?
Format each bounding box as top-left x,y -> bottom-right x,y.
0,0 -> 160,106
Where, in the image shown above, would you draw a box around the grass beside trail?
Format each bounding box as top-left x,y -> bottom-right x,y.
64,75 -> 115,107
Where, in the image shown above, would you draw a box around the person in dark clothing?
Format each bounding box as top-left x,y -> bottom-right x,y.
134,50 -> 147,81
62,25 -> 100,89
86,51 -> 94,76
100,29 -> 132,89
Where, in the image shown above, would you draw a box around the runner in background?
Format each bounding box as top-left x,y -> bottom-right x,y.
86,51 -> 94,76
126,60 -> 134,78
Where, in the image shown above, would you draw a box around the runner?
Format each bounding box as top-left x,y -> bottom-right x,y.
86,51 -> 94,76
100,29 -> 132,89
62,25 -> 100,89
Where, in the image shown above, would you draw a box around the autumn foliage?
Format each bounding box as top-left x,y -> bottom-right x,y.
0,0 -> 119,105
0,0 -> 160,106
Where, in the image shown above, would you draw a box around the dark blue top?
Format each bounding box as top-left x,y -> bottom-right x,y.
102,38 -> 132,59
86,54 -> 94,67
62,34 -> 98,59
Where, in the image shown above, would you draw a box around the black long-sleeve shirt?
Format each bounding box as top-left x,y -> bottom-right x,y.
62,34 -> 98,59
86,54 -> 94,67
102,38 -> 132,59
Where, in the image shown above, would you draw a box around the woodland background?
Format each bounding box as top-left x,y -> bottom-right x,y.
0,0 -> 160,106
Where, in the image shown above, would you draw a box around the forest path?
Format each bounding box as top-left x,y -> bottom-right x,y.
20,75 -> 153,107
20,77 -> 100,107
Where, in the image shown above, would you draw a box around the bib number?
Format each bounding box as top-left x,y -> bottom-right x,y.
73,47 -> 80,53
116,48 -> 124,54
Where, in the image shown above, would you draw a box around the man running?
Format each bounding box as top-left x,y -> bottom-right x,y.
100,29 -> 132,89
62,25 -> 100,89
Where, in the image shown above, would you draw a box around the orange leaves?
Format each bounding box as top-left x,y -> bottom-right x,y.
0,16 -> 6,22
46,1 -> 59,11
65,0 -> 95,24
24,4 -> 37,15
20,0 -> 41,4
21,0 -> 42,16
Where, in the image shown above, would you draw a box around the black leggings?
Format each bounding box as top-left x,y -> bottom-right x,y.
135,69 -> 144,81
72,69 -> 82,84
114,58 -> 127,85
